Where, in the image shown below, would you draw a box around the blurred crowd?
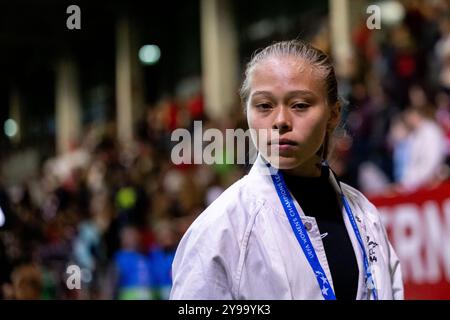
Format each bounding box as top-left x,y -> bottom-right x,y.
331,0 -> 450,194
1,0 -> 450,300
0,89 -> 249,299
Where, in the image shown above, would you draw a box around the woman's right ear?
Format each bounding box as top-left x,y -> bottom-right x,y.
328,101 -> 342,130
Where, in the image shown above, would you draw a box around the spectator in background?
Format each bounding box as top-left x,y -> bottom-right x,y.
187,90 -> 204,122
70,221 -> 101,298
400,106 -> 447,190
112,225 -> 154,300
434,15 -> 450,93
3,263 -> 43,300
388,114 -> 412,185
148,220 -> 177,300
385,24 -> 419,108
435,90 -> 450,166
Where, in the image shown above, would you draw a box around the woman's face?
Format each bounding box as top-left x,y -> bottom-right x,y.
246,56 -> 339,176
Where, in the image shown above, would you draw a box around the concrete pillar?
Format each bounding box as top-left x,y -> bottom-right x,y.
55,58 -> 82,154
200,0 -> 239,120
116,17 -> 144,145
329,0 -> 354,79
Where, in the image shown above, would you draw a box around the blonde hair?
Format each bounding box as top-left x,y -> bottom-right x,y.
240,40 -> 339,108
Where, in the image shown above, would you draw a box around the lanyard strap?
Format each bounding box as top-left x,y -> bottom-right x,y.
341,193 -> 378,300
326,167 -> 378,300
269,163 -> 378,300
269,166 -> 336,300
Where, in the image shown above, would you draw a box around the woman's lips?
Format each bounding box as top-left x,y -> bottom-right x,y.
269,139 -> 299,153
277,144 -> 298,153
269,138 -> 298,146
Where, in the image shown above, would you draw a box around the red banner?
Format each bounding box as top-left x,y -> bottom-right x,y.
369,181 -> 450,300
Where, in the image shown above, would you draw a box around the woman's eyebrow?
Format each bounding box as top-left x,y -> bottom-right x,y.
285,90 -> 317,100
250,90 -> 318,102
251,91 -> 275,99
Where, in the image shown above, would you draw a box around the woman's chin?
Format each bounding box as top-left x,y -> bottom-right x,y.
266,155 -> 301,170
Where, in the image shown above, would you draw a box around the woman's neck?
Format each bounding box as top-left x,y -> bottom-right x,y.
282,156 -> 323,177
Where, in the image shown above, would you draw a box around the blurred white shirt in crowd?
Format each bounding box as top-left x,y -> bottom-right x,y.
401,120 -> 446,191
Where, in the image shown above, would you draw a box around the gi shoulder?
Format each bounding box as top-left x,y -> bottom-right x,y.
170,174 -> 264,299
179,174 -> 263,253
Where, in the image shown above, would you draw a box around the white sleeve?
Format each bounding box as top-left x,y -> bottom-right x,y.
169,225 -> 234,300
378,214 -> 404,300
359,190 -> 405,300
387,240 -> 404,300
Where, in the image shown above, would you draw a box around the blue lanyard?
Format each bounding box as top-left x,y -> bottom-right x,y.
268,165 -> 336,300
268,163 -> 378,300
341,193 -> 378,300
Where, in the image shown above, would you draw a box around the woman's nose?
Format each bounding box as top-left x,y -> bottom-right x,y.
272,107 -> 292,132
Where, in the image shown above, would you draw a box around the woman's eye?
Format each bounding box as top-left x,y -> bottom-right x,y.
256,103 -> 272,110
292,103 -> 310,109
